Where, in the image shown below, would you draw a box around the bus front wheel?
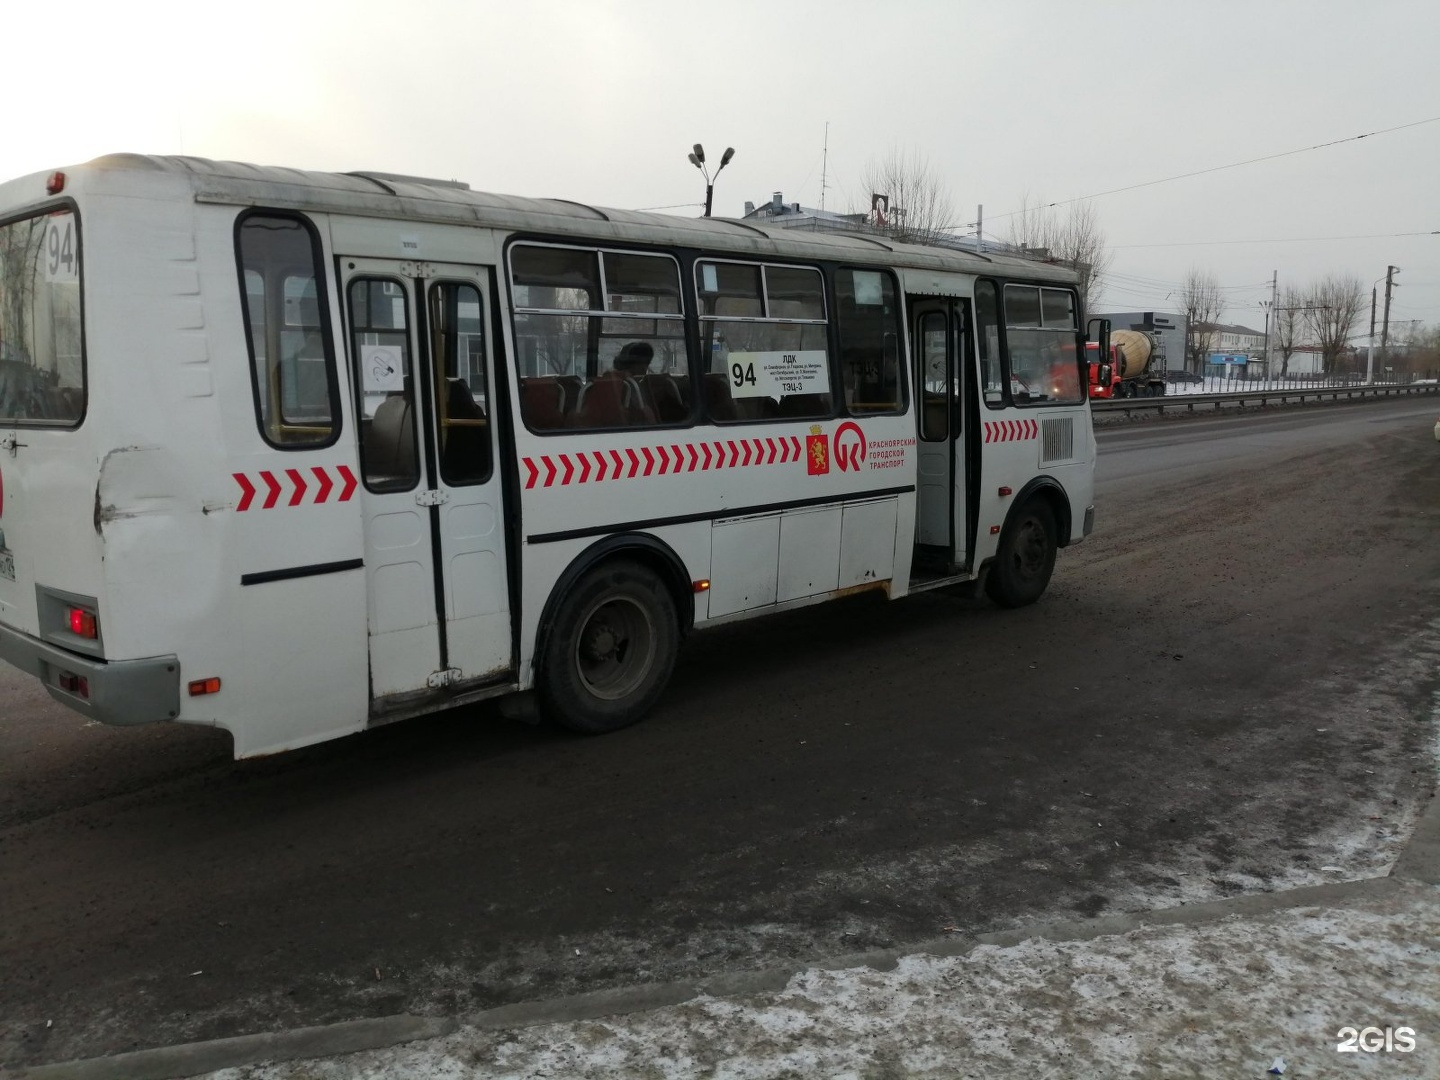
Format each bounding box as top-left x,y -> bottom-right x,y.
985,500 -> 1058,608
539,560 -> 679,734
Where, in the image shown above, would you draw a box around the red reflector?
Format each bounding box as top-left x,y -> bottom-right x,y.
188,677 -> 222,696
990,525 -> 1001,535
998,486 -> 1013,497
68,608 -> 98,638
57,672 -> 89,698
46,171 -> 66,195
692,579 -> 711,593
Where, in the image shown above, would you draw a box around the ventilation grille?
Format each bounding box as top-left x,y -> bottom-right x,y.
1041,417 -> 1075,463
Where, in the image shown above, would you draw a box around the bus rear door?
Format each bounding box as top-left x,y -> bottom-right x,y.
339,259 -> 512,702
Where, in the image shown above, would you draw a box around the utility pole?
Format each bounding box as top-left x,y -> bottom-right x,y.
819,122 -> 829,213
1380,265 -> 1399,351
1366,285 -> 1377,384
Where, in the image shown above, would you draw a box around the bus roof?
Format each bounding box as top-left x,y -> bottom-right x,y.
44,153 -> 1077,285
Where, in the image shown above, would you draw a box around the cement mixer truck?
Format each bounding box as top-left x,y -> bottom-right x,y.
1087,329 -> 1167,399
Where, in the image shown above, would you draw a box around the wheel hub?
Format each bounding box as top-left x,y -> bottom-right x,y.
574,595 -> 655,701
583,623 -> 619,661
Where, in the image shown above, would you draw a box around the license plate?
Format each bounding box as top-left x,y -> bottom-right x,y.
0,549 -> 13,581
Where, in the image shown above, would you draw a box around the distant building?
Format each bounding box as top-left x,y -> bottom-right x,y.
740,191 -> 1007,258
1091,311 -> 1186,373
1197,322 -> 1266,356
742,191 -> 863,230
1205,353 -> 1251,377
1274,347 -> 1323,375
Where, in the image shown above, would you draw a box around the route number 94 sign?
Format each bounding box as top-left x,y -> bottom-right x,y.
45,215 -> 79,283
728,350 -> 827,400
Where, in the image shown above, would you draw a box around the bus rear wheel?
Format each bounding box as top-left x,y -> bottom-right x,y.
539,560 -> 679,734
985,500 -> 1057,608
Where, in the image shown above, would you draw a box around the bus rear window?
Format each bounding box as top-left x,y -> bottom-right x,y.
0,210 -> 84,425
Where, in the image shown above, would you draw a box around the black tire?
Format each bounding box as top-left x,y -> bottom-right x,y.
537,560 -> 679,734
985,499 -> 1058,609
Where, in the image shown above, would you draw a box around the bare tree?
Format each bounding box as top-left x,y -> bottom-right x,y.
1272,286 -> 1306,377
857,149 -> 956,247
1004,195 -> 1112,314
1303,273 -> 1365,375
1178,269 -> 1224,373
1411,323 -> 1440,379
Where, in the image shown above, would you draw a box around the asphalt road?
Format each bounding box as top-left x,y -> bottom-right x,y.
3,396 -> 1438,1068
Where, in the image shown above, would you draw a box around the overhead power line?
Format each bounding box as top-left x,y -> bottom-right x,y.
963,115 -> 1440,228
1113,229 -> 1440,250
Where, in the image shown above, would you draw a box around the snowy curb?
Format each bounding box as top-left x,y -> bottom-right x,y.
10,1016 -> 456,1080
16,794 -> 1439,1080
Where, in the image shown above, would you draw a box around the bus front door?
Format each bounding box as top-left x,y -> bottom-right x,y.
341,259 -> 513,702
910,296 -> 972,575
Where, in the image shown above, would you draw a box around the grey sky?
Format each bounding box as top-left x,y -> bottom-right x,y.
9,0 -> 1438,333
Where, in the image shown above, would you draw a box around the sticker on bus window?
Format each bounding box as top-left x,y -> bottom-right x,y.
851,270 -> 883,306
45,216 -> 78,283
727,350 -> 827,400
362,344 -> 404,392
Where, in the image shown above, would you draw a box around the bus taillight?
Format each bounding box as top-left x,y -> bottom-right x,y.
68,607 -> 98,639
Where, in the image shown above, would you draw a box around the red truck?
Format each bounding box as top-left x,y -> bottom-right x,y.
1087,329 -> 1167,399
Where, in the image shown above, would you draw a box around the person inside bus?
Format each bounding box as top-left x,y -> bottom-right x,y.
611,340 -> 654,379
579,340 -> 656,426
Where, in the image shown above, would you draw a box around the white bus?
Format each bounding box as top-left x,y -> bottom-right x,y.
0,155 -> 1100,757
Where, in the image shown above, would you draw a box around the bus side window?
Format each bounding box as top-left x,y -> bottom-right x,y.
835,268 -> 904,415
509,244 -> 691,433
696,260 -> 831,423
1003,285 -> 1081,405
975,280 -> 1004,408
429,281 -> 491,485
349,277 -> 419,491
237,212 -> 339,448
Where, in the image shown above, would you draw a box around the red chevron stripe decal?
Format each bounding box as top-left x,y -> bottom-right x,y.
515,426 -> 860,490
232,465 -> 356,510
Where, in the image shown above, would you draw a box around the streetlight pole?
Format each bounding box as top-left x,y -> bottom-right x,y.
1260,301 -> 1271,386
688,143 -> 735,218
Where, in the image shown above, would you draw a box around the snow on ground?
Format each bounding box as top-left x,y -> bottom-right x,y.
210,886 -> 1440,1079
197,617 -> 1440,1080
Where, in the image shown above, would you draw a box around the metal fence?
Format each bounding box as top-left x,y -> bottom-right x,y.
1091,380 -> 1440,418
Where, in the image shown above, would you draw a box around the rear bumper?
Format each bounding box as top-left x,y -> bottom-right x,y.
0,622 -> 180,727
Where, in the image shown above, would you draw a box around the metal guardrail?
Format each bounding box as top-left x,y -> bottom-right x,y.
1091,382 -> 1440,418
